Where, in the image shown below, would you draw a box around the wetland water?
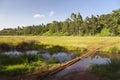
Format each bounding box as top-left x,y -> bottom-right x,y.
54,55 -> 110,78
1,50 -> 119,79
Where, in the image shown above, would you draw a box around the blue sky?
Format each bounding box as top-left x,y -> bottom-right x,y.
0,0 -> 120,30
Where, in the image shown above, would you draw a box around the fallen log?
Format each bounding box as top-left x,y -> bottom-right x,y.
38,41 -> 120,80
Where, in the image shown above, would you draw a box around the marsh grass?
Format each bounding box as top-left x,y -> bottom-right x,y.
0,36 -> 120,52
0,36 -> 120,49
0,53 -> 59,76
0,40 -> 88,54
100,45 -> 120,55
0,61 -> 59,76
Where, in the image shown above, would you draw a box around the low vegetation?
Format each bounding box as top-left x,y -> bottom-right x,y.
0,40 -> 67,53
0,36 -> 120,49
0,53 -> 59,76
0,36 -> 120,54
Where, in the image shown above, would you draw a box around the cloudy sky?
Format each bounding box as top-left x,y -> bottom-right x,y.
0,0 -> 120,30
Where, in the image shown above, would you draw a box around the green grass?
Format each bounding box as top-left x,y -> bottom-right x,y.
0,36 -> 120,50
0,61 -> 59,76
0,53 -> 59,76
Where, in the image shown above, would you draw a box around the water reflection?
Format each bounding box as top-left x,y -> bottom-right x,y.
1,50 -> 119,79
55,55 -> 110,78
26,50 -> 39,54
92,55 -> 110,65
0,50 -> 38,56
1,50 -> 119,78
40,52 -> 73,63
2,51 -> 22,56
0,51 -> 74,63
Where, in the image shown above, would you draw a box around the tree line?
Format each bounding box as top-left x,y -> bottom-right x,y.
0,9 -> 120,36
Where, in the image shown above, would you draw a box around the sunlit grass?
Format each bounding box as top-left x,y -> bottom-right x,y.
0,36 -> 120,50
0,61 -> 59,76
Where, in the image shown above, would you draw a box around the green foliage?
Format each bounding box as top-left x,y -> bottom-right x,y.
0,64 -> 31,75
96,28 -> 110,36
1,8 -> 120,36
0,61 -> 59,76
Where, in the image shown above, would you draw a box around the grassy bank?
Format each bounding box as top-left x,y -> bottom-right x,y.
0,53 -> 59,76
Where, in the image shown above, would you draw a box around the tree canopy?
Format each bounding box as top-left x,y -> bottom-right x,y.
0,9 -> 120,36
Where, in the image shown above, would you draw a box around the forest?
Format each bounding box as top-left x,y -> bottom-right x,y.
0,8 -> 120,36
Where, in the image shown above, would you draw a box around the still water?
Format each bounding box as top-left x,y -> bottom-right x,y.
55,55 -> 110,78
1,50 -> 119,78
39,52 -> 74,63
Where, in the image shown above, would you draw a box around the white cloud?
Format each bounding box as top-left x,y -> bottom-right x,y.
33,14 -> 45,18
49,11 -> 55,17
